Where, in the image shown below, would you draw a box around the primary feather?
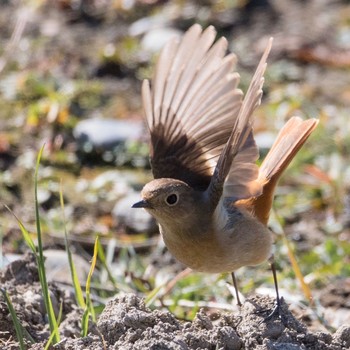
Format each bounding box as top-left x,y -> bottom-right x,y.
143,24 -> 265,197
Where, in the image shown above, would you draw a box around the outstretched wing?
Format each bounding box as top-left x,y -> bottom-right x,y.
208,38 -> 273,205
142,24 -> 243,190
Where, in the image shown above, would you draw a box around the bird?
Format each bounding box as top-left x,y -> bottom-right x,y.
132,24 -> 318,312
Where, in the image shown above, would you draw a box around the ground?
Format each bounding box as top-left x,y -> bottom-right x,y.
1,254 -> 350,349
0,0 -> 350,349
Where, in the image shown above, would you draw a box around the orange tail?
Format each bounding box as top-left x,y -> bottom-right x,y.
251,117 -> 319,225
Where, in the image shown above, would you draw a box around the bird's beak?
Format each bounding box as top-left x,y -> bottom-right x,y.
132,199 -> 152,209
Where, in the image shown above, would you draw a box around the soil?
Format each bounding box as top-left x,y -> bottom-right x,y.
1,254 -> 350,350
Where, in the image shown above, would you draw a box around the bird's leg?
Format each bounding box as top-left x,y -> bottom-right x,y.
270,255 -> 281,307
259,255 -> 284,323
231,272 -> 242,307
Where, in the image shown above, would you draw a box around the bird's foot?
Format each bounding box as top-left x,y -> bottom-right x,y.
256,297 -> 286,325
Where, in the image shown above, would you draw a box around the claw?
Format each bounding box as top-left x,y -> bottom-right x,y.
257,297 -> 288,326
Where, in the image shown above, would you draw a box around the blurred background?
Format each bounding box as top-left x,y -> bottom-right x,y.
0,0 -> 349,331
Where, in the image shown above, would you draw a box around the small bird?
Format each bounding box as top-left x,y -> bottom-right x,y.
132,24 -> 318,310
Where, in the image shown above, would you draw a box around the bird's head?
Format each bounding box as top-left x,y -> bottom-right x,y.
132,178 -> 200,224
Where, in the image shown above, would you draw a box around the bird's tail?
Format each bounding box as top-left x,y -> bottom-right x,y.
252,116 -> 319,225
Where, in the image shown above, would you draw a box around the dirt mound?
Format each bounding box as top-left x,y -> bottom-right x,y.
57,294 -> 349,350
0,254 -> 81,349
1,255 -> 349,349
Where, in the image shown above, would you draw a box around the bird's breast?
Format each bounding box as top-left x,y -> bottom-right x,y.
159,206 -> 273,273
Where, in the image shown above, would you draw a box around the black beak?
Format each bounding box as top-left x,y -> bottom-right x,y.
132,199 -> 152,209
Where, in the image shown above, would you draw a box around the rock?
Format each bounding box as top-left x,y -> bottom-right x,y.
112,192 -> 158,234
74,118 -> 143,149
43,249 -> 91,284
141,27 -> 182,53
73,118 -> 145,165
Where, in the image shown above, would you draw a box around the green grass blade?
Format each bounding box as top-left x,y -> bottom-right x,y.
97,238 -> 117,289
87,236 -> 98,322
44,329 -> 58,350
34,145 -> 60,343
82,236 -> 99,336
44,301 -> 63,350
4,205 -> 36,254
145,284 -> 164,307
59,182 -> 85,308
81,306 -> 89,337
1,288 -> 27,350
34,144 -> 45,258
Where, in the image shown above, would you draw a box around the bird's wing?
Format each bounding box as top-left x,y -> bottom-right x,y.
142,24 -> 243,190
208,38 -> 272,205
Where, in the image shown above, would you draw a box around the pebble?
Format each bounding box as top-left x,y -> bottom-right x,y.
74,118 -> 143,148
141,27 -> 182,53
112,192 -> 157,234
44,249 -> 91,284
73,118 -> 144,164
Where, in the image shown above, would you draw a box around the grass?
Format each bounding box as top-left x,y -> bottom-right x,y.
5,146 -> 60,344
0,288 -> 31,350
4,146 -> 100,346
34,146 -> 60,343
82,236 -> 99,337
60,181 -> 85,309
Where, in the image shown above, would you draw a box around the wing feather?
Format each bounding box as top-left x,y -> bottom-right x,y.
207,38 -> 273,204
144,24 -> 263,191
159,25 -> 203,127
152,39 -> 179,126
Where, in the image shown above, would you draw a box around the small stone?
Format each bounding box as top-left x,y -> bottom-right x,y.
141,27 -> 182,53
113,192 -> 158,234
44,249 -> 91,284
73,118 -> 144,165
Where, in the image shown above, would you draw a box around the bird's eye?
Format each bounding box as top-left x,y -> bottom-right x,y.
165,194 -> 178,206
